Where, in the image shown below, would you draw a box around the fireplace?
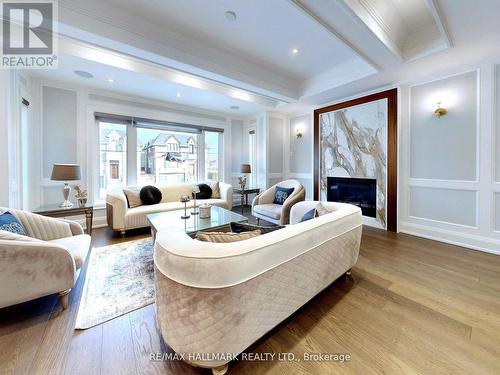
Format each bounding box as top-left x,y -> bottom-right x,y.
327,177 -> 377,218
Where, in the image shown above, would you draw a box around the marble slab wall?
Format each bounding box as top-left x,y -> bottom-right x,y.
319,99 -> 388,228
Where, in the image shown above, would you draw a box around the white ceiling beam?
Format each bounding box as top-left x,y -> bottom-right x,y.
425,0 -> 453,48
287,0 -> 382,71
59,35 -> 285,108
339,0 -> 404,61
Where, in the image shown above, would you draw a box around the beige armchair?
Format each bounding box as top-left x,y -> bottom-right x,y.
0,208 -> 91,309
252,180 -> 305,225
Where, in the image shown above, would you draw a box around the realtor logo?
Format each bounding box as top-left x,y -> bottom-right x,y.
1,0 -> 58,69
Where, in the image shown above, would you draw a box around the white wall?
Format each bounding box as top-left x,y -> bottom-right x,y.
281,63 -> 500,254
267,114 -> 286,187
21,77 -> 241,229
286,113 -> 313,199
399,66 -> 500,255
409,71 -> 477,180
0,71 -> 33,209
0,72 -> 11,207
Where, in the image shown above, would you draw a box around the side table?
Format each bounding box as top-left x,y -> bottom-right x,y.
33,203 -> 94,235
233,187 -> 260,214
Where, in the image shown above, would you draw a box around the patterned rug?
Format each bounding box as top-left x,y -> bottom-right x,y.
75,238 -> 155,329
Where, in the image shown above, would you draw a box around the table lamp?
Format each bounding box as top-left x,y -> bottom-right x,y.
239,164 -> 251,190
51,164 -> 82,208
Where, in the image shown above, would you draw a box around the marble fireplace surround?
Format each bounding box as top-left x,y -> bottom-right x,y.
313,89 -> 398,232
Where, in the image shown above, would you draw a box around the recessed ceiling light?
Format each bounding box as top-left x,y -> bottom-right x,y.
176,93 -> 181,97
225,11 -> 237,22
230,106 -> 239,110
74,70 -> 93,79
292,48 -> 299,55
107,78 -> 115,83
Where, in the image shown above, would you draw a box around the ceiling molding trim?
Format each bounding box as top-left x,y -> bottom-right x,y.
287,0 -> 381,71
58,0 -> 300,101
59,36 -> 286,108
358,0 -> 393,38
340,0 -> 404,61
425,0 -> 453,48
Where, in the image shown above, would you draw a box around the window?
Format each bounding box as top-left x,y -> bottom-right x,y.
204,131 -> 220,181
188,138 -> 195,154
99,122 -> 127,198
96,115 -> 223,201
166,137 -> 179,152
248,129 -> 256,186
109,161 -> 120,179
137,127 -> 198,185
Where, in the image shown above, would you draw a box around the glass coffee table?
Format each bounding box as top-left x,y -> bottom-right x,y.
147,206 -> 248,240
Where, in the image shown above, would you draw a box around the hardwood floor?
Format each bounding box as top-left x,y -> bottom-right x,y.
1,208 -> 500,375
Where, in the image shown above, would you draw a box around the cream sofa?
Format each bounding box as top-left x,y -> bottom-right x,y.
153,201 -> 362,374
0,208 -> 90,309
252,179 -> 305,225
106,182 -> 233,234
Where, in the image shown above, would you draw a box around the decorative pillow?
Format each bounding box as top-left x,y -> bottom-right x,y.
196,229 -> 261,243
123,187 -> 142,208
230,222 -> 284,235
194,183 -> 212,200
139,185 -> 162,205
273,186 -> 294,205
316,202 -> 335,216
0,212 -> 27,235
206,181 -> 220,198
300,208 -> 317,222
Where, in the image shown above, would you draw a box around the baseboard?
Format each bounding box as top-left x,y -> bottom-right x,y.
399,221 -> 500,256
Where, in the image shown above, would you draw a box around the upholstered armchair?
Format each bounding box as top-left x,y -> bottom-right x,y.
252,180 -> 305,225
0,208 -> 91,309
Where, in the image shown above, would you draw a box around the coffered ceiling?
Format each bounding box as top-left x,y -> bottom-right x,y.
32,0 -> 500,115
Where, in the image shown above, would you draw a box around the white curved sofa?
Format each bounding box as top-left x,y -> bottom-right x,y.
106,182 -> 233,234
154,201 -> 362,374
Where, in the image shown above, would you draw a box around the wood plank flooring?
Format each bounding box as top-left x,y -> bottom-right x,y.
1,208 -> 500,375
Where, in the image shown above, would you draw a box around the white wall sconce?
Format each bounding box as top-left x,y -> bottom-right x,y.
434,102 -> 448,117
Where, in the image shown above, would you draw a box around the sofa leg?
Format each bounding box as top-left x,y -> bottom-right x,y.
58,289 -> 71,309
212,364 -> 228,375
120,230 -> 126,237
346,268 -> 352,276
257,218 -> 260,225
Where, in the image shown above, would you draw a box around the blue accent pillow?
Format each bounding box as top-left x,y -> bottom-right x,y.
300,208 -> 317,222
0,212 -> 27,235
273,186 -> 294,205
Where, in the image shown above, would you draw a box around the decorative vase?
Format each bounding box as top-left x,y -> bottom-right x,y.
77,198 -> 87,208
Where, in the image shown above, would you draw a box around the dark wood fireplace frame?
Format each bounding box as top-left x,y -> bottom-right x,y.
313,88 -> 398,232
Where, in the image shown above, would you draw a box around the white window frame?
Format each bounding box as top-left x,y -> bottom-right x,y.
94,118 -> 226,203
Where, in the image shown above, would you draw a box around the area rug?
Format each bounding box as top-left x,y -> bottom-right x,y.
75,238 -> 155,329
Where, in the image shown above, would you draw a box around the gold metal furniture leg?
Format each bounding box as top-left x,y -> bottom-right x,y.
212,364 -> 228,375
58,289 -> 71,309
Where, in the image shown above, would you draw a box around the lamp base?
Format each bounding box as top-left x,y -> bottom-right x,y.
60,200 -> 73,208
60,183 -> 73,208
